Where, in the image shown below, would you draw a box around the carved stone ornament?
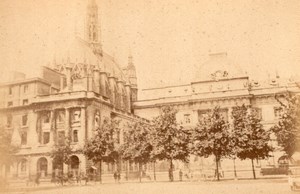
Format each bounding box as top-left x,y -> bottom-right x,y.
211,70 -> 229,81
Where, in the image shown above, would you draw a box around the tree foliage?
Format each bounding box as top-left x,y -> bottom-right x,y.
50,138 -> 73,170
271,93 -> 300,158
152,106 -> 190,181
83,117 -> 120,182
120,120 -> 153,182
190,106 -> 231,181
231,105 -> 272,179
0,124 -> 19,176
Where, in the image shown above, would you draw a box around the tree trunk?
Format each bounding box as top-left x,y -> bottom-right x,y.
169,159 -> 173,182
215,156 -> 220,181
139,162 -> 142,183
251,159 -> 256,179
233,158 -> 237,179
153,161 -> 156,181
99,160 -> 102,184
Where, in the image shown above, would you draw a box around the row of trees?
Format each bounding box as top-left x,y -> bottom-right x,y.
81,105 -> 271,182
1,94 -> 298,182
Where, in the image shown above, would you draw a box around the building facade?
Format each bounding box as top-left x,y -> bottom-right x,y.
1,0 -> 299,181
133,53 -> 300,172
0,0 -> 141,179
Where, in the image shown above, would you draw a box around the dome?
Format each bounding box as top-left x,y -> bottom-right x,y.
194,52 -> 245,82
51,36 -> 127,81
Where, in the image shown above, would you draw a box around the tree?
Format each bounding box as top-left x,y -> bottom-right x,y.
272,93 -> 300,159
191,106 -> 231,181
152,106 -> 190,182
232,106 -> 272,179
120,120 -> 152,182
83,117 -> 120,183
50,138 -> 73,176
231,104 -> 249,179
0,124 -> 19,178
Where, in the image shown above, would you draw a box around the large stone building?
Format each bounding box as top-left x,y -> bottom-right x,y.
0,0 -> 299,181
0,0 -> 141,179
133,52 -> 300,172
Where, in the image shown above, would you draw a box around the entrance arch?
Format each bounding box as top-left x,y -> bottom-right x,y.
70,155 -> 80,176
37,157 -> 48,177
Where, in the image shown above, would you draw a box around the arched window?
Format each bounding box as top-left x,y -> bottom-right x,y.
37,157 -> 48,177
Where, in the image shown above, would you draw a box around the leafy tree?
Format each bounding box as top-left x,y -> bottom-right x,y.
0,124 -> 19,178
83,117 -> 120,183
191,106 -> 231,181
120,120 -> 152,182
232,106 -> 272,179
272,93 -> 300,159
152,106 -> 190,182
231,104 -> 249,178
50,137 -> 73,176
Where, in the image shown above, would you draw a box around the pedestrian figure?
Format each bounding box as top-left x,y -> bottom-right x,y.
117,171 -> 121,183
113,171 -> 118,183
179,169 -> 183,181
76,174 -> 81,185
35,173 -> 40,186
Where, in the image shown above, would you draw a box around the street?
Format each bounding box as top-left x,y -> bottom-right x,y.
6,179 -> 295,194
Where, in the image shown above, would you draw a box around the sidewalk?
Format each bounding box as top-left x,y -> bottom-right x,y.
3,174 -> 288,193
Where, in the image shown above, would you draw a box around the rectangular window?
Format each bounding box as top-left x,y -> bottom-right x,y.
23,99 -> 28,105
43,132 -> 50,144
7,115 -> 12,128
198,110 -> 209,121
57,131 -> 65,145
184,114 -> 191,124
73,130 -> 78,142
220,108 -> 229,121
21,132 -> 27,145
8,87 -> 12,95
7,101 -> 13,107
253,108 -> 262,120
22,115 -> 28,126
56,110 -> 65,123
42,112 -> 50,123
23,85 -> 28,93
274,107 -> 282,119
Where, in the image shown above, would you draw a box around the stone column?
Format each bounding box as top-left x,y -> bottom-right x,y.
28,111 -> 38,147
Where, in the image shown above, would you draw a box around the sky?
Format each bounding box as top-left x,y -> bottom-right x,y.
0,0 -> 300,89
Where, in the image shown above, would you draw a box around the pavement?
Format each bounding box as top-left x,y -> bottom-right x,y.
1,177 -> 294,194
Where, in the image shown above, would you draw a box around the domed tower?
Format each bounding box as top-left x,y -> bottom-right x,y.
127,54 -> 138,102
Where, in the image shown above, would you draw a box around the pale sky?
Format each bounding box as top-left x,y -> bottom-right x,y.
0,0 -> 300,89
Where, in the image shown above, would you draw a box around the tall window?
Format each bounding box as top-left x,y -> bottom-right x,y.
73,130 -> 78,142
274,107 -> 282,119
184,114 -> 191,124
21,132 -> 27,145
23,85 -> 28,93
43,132 -> 50,144
22,115 -> 28,126
57,131 -> 65,145
8,87 -> 12,95
7,115 -> 12,128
